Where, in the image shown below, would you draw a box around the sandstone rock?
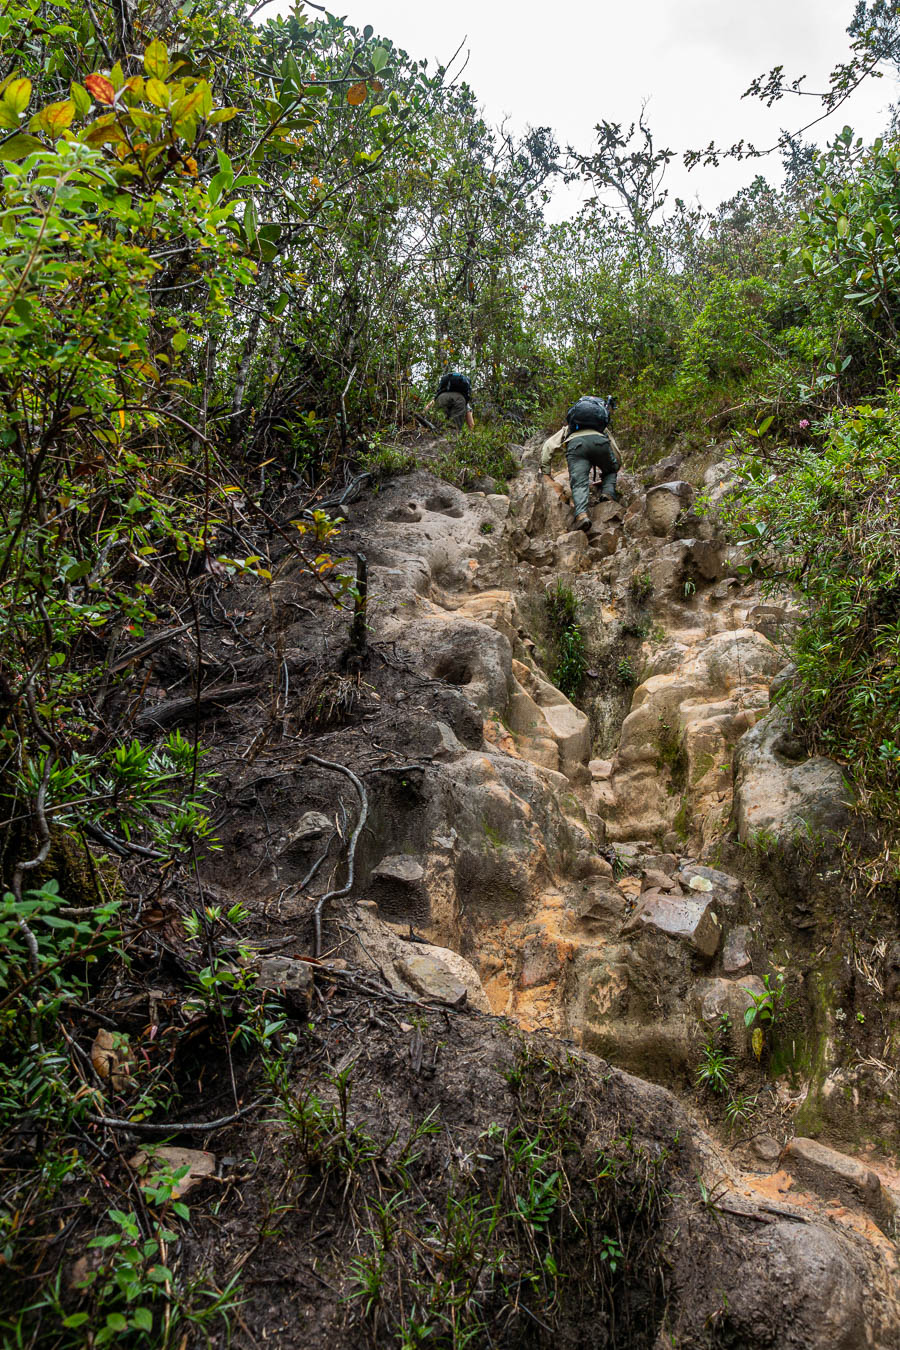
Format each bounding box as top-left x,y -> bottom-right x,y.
130,1146 -> 215,1198
622,892 -> 721,957
282,811 -> 332,854
485,493 -> 510,519
574,850 -> 613,879
687,538 -> 725,581
569,880 -> 625,927
733,709 -> 853,846
693,975 -> 764,1026
677,864 -> 743,914
589,758 -> 613,780
372,855 -> 425,885
590,499 -> 624,527
555,529 -> 588,570
254,956 -> 313,1008
396,951 -> 468,1005
641,869 -> 678,892
725,1222 -> 871,1350
652,455 -> 683,484
750,1134 -> 782,1164
588,528 -> 620,557
410,617 -> 513,715
645,481 -> 695,536
604,629 -> 780,846
782,1136 -> 899,1234
722,925 -> 752,973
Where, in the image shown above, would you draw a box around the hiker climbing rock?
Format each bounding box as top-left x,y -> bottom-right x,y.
427,370 -> 475,430
541,395 -> 620,531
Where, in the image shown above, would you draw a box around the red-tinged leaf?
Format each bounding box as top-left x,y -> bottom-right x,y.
347,81 -> 367,106
85,74 -> 116,106
37,100 -> 75,134
369,78 -> 384,93
82,117 -> 125,146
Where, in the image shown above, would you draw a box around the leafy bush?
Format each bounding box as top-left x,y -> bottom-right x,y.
545,581 -> 588,699
431,422 -> 521,488
725,395 -> 900,849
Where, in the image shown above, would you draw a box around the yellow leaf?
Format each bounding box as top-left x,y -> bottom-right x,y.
144,40 -> 170,82
347,81 -> 367,106
145,78 -> 170,109
3,78 -> 32,116
751,1026 -> 764,1060
117,409 -> 126,431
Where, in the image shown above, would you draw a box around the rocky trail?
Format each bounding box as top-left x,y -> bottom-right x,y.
97,433 -> 900,1346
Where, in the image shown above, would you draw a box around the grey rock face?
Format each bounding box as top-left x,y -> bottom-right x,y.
733,709 -> 853,845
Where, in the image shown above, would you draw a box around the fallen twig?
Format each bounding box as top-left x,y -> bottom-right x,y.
88,1102 -> 261,1134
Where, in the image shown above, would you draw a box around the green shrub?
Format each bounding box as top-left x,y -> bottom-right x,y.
724,394 -> 900,859
431,422 -> 521,488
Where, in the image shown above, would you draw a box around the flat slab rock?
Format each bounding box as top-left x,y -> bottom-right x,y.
782,1136 -> 900,1234
395,952 -> 468,1006
622,891 -> 721,957
372,855 -> 425,885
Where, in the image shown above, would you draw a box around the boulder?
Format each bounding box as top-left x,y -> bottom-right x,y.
641,869 -> 678,893
254,956 -> 314,1010
622,892 -> 722,957
281,811 -> 333,855
733,709 -> 853,846
645,481 -> 695,536
372,855 -> 425,885
676,864 -> 743,914
396,951 -> 468,1005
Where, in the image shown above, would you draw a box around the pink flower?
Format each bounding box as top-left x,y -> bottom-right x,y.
799,419 -> 810,430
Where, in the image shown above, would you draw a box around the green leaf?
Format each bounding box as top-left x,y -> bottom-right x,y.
63,1314 -> 90,1328
371,46 -> 389,73
207,107 -> 237,126
70,81 -> 92,117
131,1308 -> 153,1332
0,133 -> 43,160
243,196 -> 258,246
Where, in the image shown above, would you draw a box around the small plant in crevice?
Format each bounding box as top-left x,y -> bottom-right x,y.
616,657 -> 638,686
744,973 -> 793,1059
629,571 -> 653,605
545,580 -> 588,699
724,1092 -> 759,1131
695,1041 -> 734,1095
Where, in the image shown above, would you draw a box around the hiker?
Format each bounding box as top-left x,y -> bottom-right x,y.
540,395 -> 620,531
426,370 -> 475,430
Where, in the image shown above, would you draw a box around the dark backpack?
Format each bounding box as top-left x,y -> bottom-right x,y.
439,371 -> 472,401
566,395 -> 609,433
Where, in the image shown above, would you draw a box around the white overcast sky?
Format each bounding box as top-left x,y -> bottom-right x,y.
296,0 -> 899,218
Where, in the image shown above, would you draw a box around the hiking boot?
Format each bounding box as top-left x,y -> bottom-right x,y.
574,512 -> 591,532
